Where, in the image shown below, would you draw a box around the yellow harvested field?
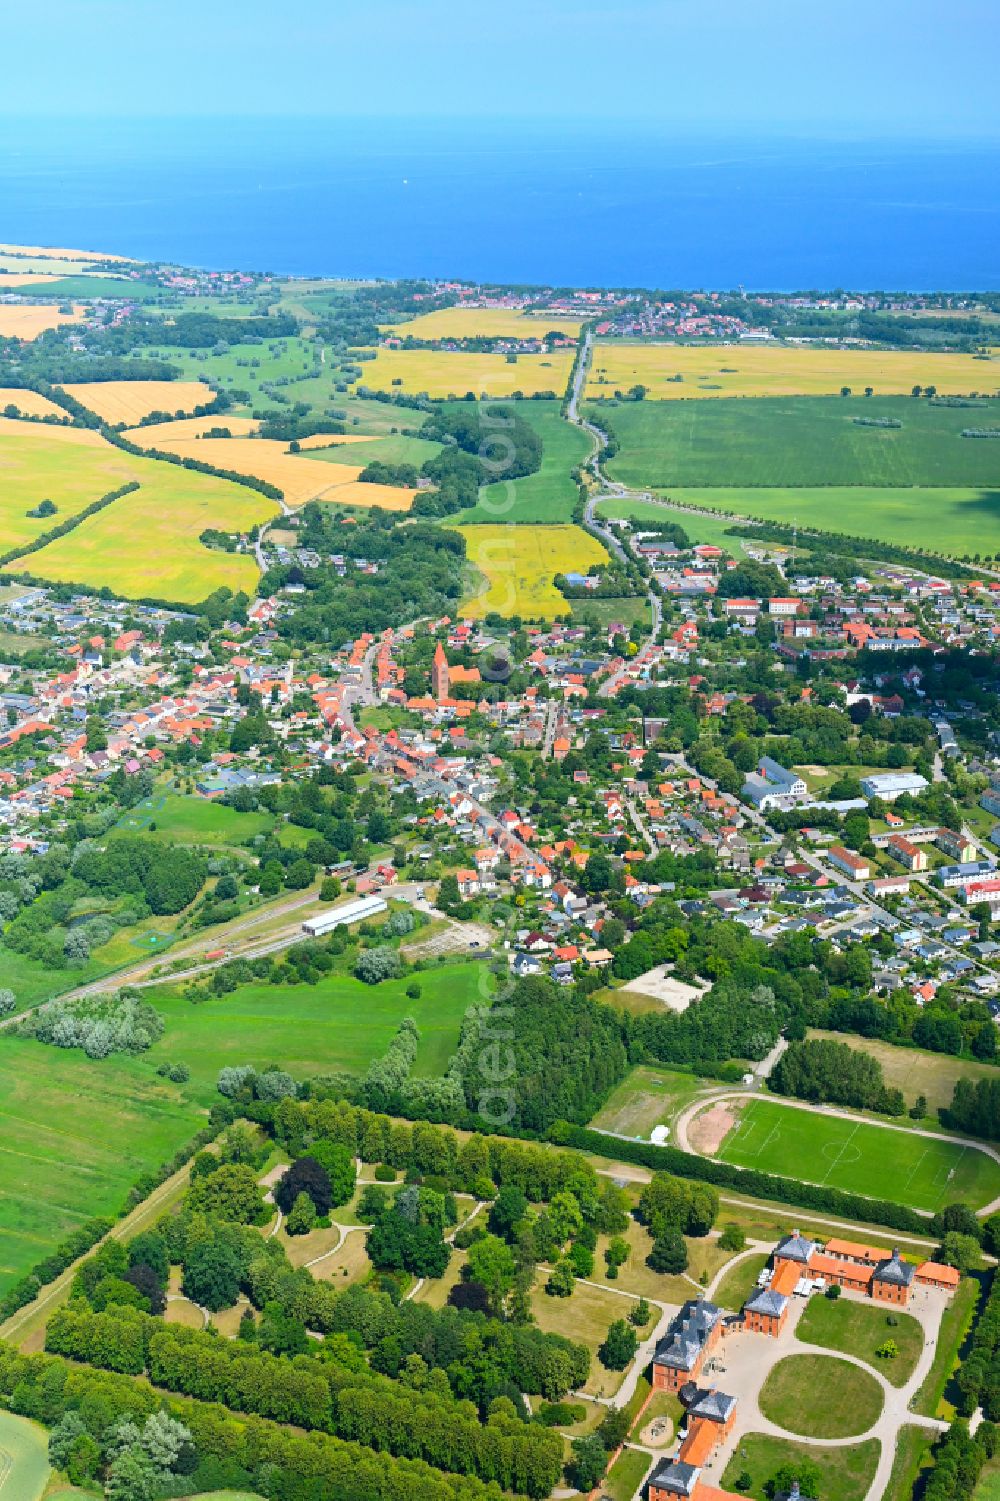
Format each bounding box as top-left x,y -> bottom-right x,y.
27,462 -> 275,603
585,340 -> 1000,399
0,415 -> 106,447
298,432 -> 378,450
385,307 -> 582,340
61,381 -> 212,425
0,420 -> 275,601
137,434 -> 413,509
315,477 -> 415,511
0,242 -> 130,262
0,389 -> 67,420
0,304 -> 86,340
0,273 -> 62,287
454,523 -> 608,619
125,415 -> 261,444
358,347 -> 575,399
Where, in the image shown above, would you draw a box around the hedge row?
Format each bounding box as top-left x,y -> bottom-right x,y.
560,1125 -> 929,1234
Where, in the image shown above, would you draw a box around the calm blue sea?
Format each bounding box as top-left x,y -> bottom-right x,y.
2,117 -> 998,290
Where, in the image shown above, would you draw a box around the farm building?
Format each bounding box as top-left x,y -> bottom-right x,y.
302,894 -> 387,936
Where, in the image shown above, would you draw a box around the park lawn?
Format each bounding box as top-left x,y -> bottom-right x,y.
591,394 -> 1000,489
882,1425 -> 935,1501
913,1274 -> 980,1418
383,308 -> 582,341
807,1029 -> 1000,1114
585,340 -> 1000,400
145,960 -> 488,1085
715,1095 -> 1000,1212
115,793 -> 273,848
27,456 -> 274,603
975,1463 -> 1000,1500
355,347 -> 575,400
460,401 -> 592,524
593,1218 -> 730,1304
712,1252 -> 771,1312
453,522 -> 608,619
0,1409 -> 51,1501
721,1433 -> 880,1501
639,484 -> 998,557
602,1446 -> 651,1501
0,1035 -> 205,1301
759,1354 -> 884,1438
530,1279 -> 638,1397
589,1065 -> 713,1138
796,1294 -> 924,1386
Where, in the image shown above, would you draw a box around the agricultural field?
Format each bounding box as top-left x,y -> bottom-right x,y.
807,1030 -> 1000,1114
0,389 -> 67,420
0,962 -> 485,1297
60,380 -> 213,425
591,395 -> 1000,489
606,484 -> 999,557
585,339 -> 1000,399
125,414 -> 262,443
129,432 -> 414,509
356,347 -> 575,399
711,1095 -> 1000,1212
25,453 -> 275,603
454,522 -> 608,619
384,306 -> 582,340
0,421 -> 147,553
460,400 -> 592,523
303,432 -> 441,467
0,304 -> 85,340
0,241 -> 131,263
0,1035 -> 205,1300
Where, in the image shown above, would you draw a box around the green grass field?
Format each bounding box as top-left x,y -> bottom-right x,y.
0,1410 -> 50,1501
461,401 -> 592,524
115,793 -> 272,847
590,395 -> 1000,490
796,1293 -> 924,1386
628,484 -> 999,556
0,962 -> 485,1297
305,433 -> 442,468
721,1433 -> 880,1501
146,962 -> 486,1085
759,1354 -> 884,1438
716,1096 -> 1000,1211
6,275 -> 166,301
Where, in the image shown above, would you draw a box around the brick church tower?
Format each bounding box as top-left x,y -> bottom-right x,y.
432,641 -> 450,701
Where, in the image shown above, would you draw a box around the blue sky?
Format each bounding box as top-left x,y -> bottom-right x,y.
2,0 -> 997,138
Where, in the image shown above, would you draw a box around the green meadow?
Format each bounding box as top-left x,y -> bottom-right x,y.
462,400 -> 591,523
0,961 -> 486,1297
115,792 -> 272,847
591,395 -> 1000,490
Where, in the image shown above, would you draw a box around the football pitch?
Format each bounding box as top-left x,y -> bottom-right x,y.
717,1097 -> 1000,1213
